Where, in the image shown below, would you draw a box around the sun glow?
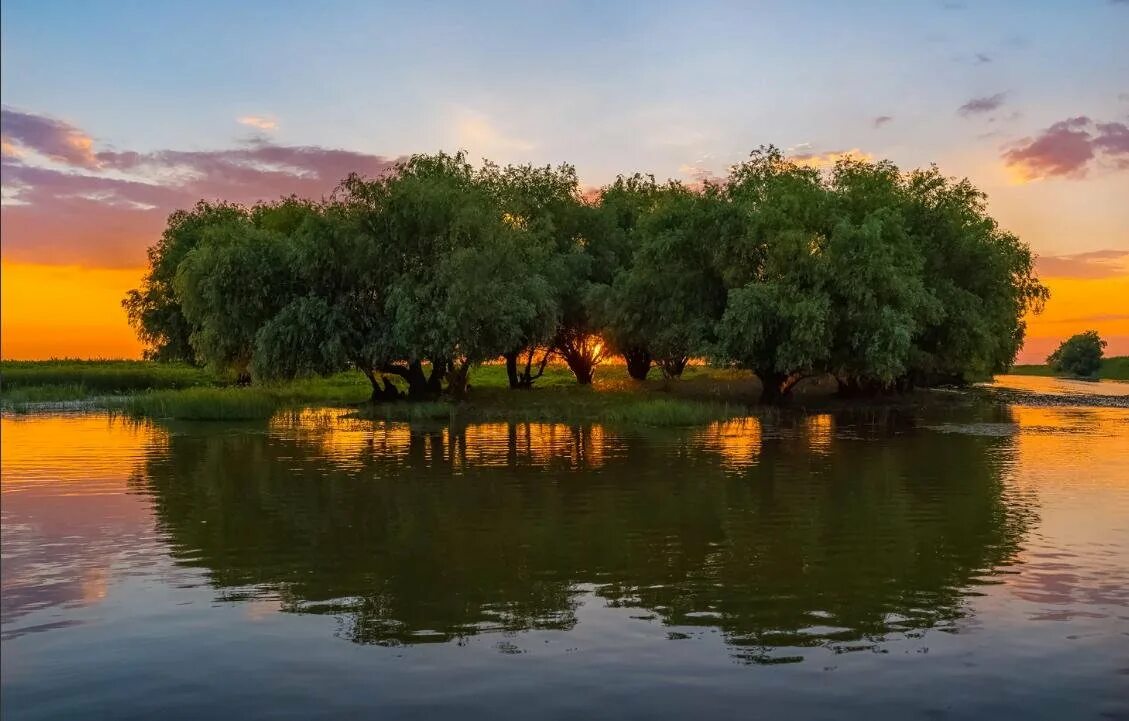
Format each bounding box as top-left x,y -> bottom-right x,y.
1,262 -> 145,359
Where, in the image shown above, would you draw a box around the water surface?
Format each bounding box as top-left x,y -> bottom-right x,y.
2,376 -> 1127,719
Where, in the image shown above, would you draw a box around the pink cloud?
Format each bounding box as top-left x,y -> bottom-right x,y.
1,109 -> 400,268
1035,249 -> 1129,279
1,107 -> 99,168
1003,116 -> 1129,180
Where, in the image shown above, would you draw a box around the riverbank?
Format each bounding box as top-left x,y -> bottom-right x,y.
2,359 -> 1013,424
1,360 -> 779,424
1008,356 -> 1129,382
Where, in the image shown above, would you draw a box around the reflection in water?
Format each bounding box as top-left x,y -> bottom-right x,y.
804,413 -> 834,455
0,415 -> 165,632
126,408 -> 1032,662
695,417 -> 762,470
6,388 -> 1129,720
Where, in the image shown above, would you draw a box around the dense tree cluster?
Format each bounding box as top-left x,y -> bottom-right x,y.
125,147 -> 1047,402
1047,330 -> 1106,378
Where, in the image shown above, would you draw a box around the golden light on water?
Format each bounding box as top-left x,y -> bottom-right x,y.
696,417 -> 763,470
268,411 -> 613,470
806,414 -> 834,455
454,422 -> 608,469
270,408 -> 413,468
0,414 -> 167,492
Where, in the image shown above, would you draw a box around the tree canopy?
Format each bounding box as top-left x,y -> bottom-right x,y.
125,147 -> 1048,402
1047,330 -> 1106,378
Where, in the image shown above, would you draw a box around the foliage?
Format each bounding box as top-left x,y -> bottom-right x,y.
122,146 -> 1048,404
591,181 -> 730,379
1047,330 -> 1107,378
123,201 -> 247,362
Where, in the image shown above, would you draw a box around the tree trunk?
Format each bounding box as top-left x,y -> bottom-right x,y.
505,347 -> 552,389
427,359 -> 447,395
561,351 -> 595,384
758,370 -> 787,404
659,356 -> 688,379
504,350 -> 521,389
554,331 -> 604,385
362,368 -> 401,402
445,362 -> 471,400
623,347 -> 652,381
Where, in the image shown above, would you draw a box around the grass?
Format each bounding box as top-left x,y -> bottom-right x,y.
118,387 -> 278,421
2,359 -> 765,423
352,383 -> 746,427
1008,356 -> 1129,382
1,359 -> 215,395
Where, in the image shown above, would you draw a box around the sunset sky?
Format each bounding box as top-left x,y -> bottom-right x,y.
2,0 -> 1126,362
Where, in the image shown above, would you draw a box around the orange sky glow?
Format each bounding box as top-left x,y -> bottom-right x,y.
2,259 -> 1125,364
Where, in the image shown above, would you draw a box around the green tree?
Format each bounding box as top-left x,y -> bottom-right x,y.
900,168 -> 1047,385
123,201 -> 247,362
477,162 -> 581,388
588,174 -> 667,379
822,159 -> 933,394
592,182 -> 729,379
1047,330 -> 1106,377
174,215 -> 300,380
713,148 -> 834,401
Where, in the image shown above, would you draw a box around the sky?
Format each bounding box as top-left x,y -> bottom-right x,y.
1,0 -> 1127,362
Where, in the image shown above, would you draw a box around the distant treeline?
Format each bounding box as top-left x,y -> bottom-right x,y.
124,147 -> 1048,402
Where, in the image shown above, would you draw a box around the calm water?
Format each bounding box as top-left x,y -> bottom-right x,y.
2,376 -> 1127,720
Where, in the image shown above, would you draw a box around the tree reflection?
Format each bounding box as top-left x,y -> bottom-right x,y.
135,405 -> 1031,661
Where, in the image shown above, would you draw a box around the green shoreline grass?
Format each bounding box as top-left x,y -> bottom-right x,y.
2,360 -> 765,423
1008,356 -> 1129,382
0,358 -> 969,423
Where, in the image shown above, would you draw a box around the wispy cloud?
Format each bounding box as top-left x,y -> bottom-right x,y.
453,108 -> 534,156
0,106 -> 99,167
1003,116 -> 1129,181
789,148 -> 874,169
1036,249 -> 1129,279
1,108 -> 400,267
958,92 -> 1007,117
237,115 -> 278,131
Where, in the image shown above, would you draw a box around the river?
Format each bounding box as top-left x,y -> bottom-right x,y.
2,376 -> 1126,720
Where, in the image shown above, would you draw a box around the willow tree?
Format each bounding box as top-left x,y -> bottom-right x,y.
900,168 -> 1048,385
821,159 -> 933,394
592,182 -> 729,379
477,162 -> 579,388
713,148 -> 834,401
365,152 -> 559,397
170,199 -> 317,380
248,200 -> 402,400
123,201 -> 247,363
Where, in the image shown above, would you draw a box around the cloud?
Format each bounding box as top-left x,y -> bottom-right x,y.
1,109 -> 400,267
958,92 -> 1007,117
872,115 -> 893,128
1002,116 -> 1129,181
0,107 -> 99,168
237,115 -> 278,131
453,109 -> 534,156
1036,249 -> 1129,279
789,148 -> 874,169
